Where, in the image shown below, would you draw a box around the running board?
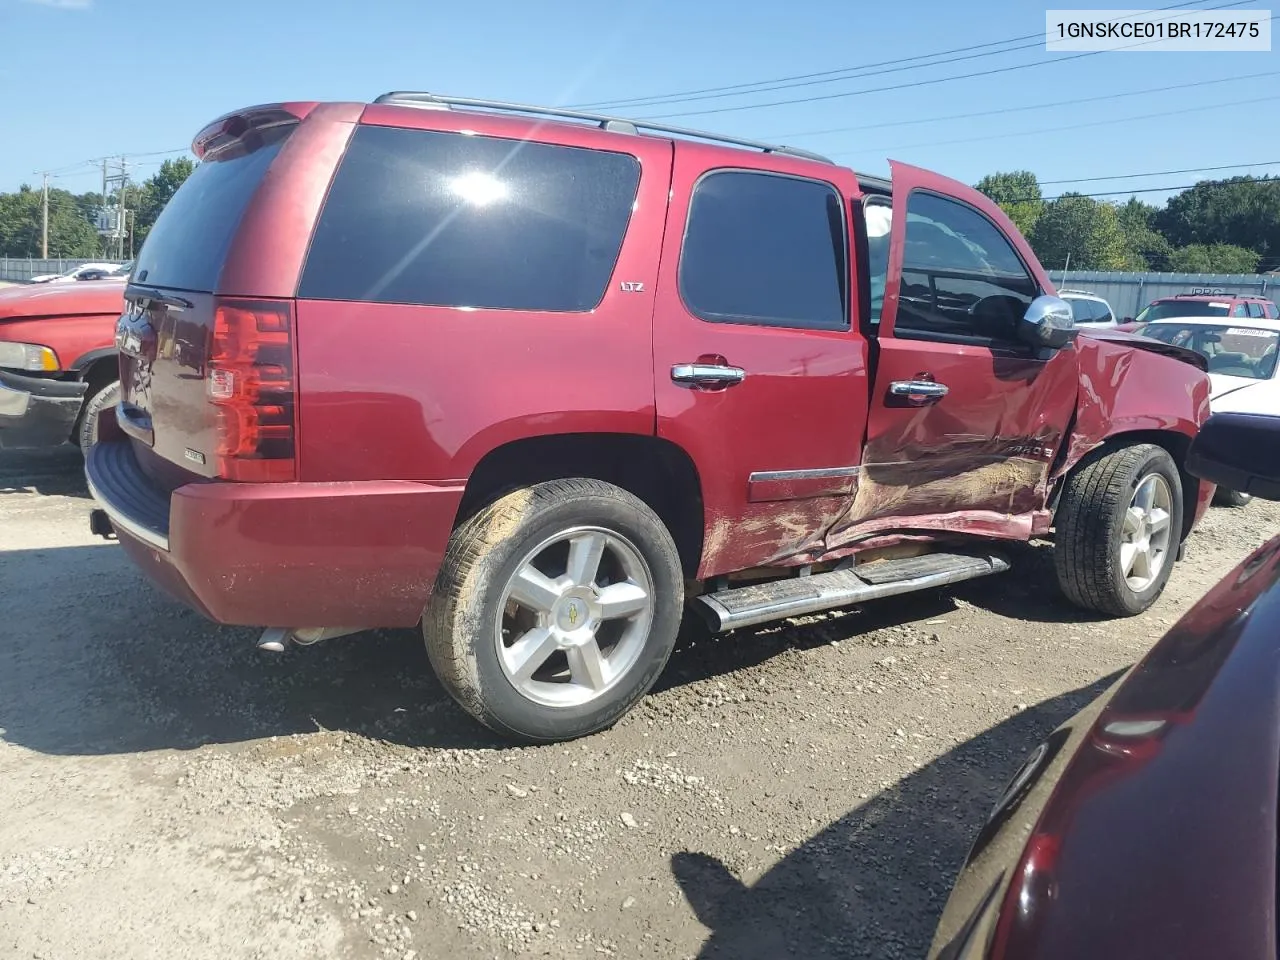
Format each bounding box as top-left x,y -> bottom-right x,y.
694,552 -> 1010,632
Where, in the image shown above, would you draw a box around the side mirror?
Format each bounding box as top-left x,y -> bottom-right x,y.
1018,295 -> 1078,353
1187,412 -> 1280,501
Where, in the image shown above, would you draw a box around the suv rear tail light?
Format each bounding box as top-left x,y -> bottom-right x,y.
208,298 -> 296,482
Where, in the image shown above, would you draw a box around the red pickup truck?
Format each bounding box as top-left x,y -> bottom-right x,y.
0,280 -> 123,450
88,95 -> 1214,742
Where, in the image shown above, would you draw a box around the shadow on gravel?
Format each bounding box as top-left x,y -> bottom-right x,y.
0,538 -> 1108,760
671,676 -> 1119,960
0,446 -> 89,497
0,545 -> 497,757
945,540 -> 1110,626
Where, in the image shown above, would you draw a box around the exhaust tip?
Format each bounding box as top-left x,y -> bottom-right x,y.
257,627 -> 289,653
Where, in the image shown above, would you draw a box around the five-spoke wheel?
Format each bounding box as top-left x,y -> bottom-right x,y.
425,479 -> 683,743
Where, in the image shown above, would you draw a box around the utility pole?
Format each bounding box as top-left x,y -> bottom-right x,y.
101,158 -> 109,258
100,157 -> 129,260
40,173 -> 49,259
116,157 -> 128,262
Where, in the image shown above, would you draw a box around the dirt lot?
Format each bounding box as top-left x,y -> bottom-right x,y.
1,446 -> 1275,960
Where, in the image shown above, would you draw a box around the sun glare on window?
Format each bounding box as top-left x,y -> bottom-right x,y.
450,171 -> 508,206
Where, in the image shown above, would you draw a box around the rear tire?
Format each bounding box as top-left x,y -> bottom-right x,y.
424,478 -> 683,743
77,379 -> 119,452
1213,487 -> 1252,508
1053,444 -> 1183,617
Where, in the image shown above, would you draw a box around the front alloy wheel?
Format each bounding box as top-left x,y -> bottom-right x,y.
1054,443 -> 1185,617
1118,473 -> 1174,593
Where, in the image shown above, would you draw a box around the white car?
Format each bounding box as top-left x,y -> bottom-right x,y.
1059,289 -> 1119,328
28,262 -> 123,284
1135,314 -> 1280,506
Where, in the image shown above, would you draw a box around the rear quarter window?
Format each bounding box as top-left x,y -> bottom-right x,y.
299,126 -> 641,312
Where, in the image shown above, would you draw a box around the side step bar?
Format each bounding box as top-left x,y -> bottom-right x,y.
694,551 -> 1010,632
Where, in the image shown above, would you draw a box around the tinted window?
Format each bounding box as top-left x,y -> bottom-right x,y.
680,171 -> 846,330
1248,302 -> 1265,318
1067,298 -> 1099,324
135,131 -> 289,292
1136,300 -> 1231,321
894,192 -> 1037,341
300,126 -> 640,311
1232,303 -> 1248,317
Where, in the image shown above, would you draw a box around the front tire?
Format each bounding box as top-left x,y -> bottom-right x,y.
77,379 -> 119,452
1053,444 -> 1183,617
1214,487 -> 1252,508
425,479 -> 683,743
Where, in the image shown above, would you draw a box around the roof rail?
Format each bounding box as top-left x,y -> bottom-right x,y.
372,92 -> 835,165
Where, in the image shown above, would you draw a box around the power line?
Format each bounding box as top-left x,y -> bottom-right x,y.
573,0 -> 1212,112
572,36 -> 1041,110
839,91 -> 1280,156
1010,178 -> 1280,203
1041,160 -> 1280,186
640,2 -> 1255,119
763,71 -> 1277,140
581,40 -> 1045,112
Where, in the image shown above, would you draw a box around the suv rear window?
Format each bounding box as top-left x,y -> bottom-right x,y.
1137,300 -> 1231,321
134,130 -> 290,293
299,126 -> 641,312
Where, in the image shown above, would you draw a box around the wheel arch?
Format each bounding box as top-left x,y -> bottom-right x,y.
1053,429 -> 1200,541
454,432 -> 705,579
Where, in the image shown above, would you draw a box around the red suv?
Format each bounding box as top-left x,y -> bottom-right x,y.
1123,293 -> 1280,329
88,94 -> 1214,742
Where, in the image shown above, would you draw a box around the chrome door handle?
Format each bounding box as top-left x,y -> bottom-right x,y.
889,380 -> 949,403
671,363 -> 746,387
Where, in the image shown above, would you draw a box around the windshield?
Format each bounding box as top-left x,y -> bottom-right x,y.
1136,300 -> 1231,322
1138,323 -> 1279,379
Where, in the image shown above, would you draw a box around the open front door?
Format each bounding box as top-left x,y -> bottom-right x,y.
830,161 -> 1080,548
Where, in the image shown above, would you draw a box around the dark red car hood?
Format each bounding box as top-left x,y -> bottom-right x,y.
930,535 -> 1280,959
1079,327 -> 1210,372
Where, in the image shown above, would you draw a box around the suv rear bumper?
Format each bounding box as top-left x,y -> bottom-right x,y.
0,369 -> 88,448
86,440 -> 466,627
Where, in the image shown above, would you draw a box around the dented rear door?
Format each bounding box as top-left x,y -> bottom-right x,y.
834,161 -> 1079,546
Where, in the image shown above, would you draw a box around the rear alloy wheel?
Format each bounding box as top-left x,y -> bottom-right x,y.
425,479 -> 682,743
1054,444 -> 1184,617
1214,487 -> 1252,508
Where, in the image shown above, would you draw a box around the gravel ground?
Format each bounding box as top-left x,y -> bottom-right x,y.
1,445 -> 1275,960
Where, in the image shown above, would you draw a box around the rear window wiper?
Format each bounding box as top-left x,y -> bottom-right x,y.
125,284 -> 194,310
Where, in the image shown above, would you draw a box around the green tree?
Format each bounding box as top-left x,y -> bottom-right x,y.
1155,176 -> 1280,263
975,170 -> 1044,237
1166,243 -> 1262,274
0,185 -> 99,258
1117,196 -> 1172,270
1028,193 -> 1131,271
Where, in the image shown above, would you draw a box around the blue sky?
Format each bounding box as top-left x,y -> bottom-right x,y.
1,0 -> 1274,202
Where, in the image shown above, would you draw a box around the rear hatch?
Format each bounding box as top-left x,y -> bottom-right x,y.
116,113 -> 297,486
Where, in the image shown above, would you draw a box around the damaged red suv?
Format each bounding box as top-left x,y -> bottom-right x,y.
89,94 -> 1214,742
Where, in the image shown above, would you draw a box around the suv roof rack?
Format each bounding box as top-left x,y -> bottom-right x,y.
372,92 -> 835,165
1170,292 -> 1267,299
1057,288 -> 1097,296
